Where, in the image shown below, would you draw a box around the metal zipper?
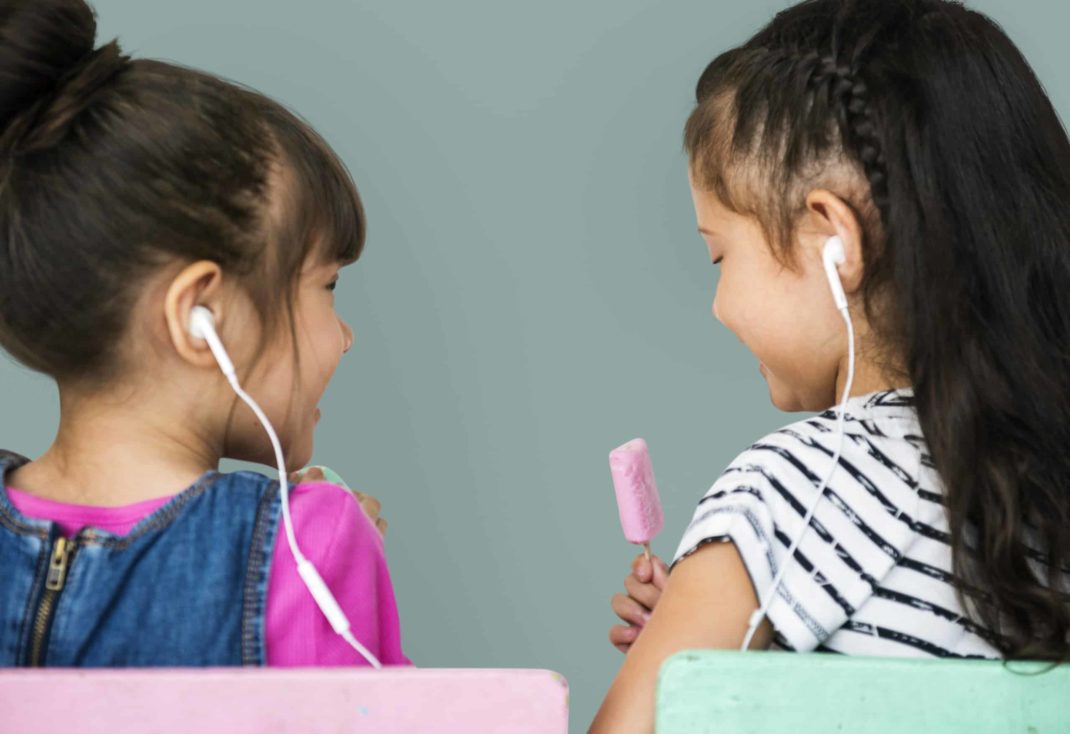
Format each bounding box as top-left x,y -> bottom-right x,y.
28,536 -> 75,667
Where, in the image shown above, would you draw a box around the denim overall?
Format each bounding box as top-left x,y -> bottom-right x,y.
0,450 -> 281,666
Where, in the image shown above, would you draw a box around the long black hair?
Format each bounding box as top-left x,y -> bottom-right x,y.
685,0 -> 1070,660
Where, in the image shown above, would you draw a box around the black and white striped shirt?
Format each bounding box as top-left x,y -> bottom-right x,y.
672,387 -> 1002,658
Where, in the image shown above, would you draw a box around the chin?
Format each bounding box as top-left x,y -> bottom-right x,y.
287,429 -> 317,470
285,445 -> 313,472
235,441 -> 313,475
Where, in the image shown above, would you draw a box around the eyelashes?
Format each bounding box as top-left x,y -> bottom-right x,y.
712,256 -> 723,265
327,279 -> 339,291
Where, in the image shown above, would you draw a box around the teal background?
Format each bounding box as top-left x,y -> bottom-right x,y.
1,1 -> 1064,729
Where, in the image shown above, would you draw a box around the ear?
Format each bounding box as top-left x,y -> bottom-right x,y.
802,189 -> 866,295
163,261 -> 227,368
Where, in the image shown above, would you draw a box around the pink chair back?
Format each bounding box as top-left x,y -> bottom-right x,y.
0,667 -> 569,733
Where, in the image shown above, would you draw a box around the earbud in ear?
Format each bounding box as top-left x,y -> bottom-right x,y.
822,235 -> 848,310
188,305 -> 235,378
189,305 -> 216,340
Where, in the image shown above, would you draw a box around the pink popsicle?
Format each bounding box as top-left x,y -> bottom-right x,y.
608,438 -> 664,560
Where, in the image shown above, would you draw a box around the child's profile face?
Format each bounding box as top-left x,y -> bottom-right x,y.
223,255 -> 353,469
688,169 -> 848,412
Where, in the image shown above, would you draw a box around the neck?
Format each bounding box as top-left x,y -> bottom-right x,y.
8,382 -> 226,507
834,325 -> 911,403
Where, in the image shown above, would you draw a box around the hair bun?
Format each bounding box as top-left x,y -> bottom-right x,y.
0,0 -> 127,153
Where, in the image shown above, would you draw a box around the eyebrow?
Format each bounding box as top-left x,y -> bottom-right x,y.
698,227 -> 718,236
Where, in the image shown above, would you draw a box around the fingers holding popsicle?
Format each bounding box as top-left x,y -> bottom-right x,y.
631,551 -> 669,587
607,607 -> 647,655
611,590 -> 652,628
607,552 -> 669,653
608,623 -> 640,654
626,553 -> 668,607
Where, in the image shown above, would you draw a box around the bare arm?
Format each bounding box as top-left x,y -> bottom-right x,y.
589,541 -> 774,734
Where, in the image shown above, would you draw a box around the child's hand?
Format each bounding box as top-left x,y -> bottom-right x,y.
288,466 -> 388,537
353,489 -> 387,537
609,552 -> 669,653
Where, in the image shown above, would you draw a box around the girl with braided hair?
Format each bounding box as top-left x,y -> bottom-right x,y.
593,1 -> 1070,730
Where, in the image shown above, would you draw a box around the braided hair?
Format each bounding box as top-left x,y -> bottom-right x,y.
809,55 -> 888,220
685,0 -> 1070,661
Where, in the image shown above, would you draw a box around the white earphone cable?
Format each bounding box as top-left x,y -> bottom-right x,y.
226,374 -> 383,669
740,286 -> 855,651
190,306 -> 382,669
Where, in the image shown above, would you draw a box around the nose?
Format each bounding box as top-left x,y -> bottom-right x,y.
340,319 -> 354,354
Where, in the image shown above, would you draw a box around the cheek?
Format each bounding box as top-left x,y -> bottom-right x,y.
763,283 -> 845,396
300,313 -> 345,384
711,268 -> 746,327
717,268 -> 814,363
712,268 -> 776,347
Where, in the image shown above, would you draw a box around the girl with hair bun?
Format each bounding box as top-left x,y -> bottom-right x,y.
0,0 -> 408,668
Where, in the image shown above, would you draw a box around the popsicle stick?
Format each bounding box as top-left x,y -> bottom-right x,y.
642,542 -> 651,562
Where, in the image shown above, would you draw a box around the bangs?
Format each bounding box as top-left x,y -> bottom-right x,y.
684,83 -> 795,255
282,119 -> 365,267
253,95 -> 366,273
683,48 -> 783,225
684,87 -> 751,215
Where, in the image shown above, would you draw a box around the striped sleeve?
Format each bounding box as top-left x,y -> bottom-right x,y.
671,426 -> 910,652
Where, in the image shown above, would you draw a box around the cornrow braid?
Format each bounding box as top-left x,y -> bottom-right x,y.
807,52 -> 890,227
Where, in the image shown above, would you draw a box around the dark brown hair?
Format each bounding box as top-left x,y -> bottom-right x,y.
0,0 -> 365,385
686,0 -> 1070,660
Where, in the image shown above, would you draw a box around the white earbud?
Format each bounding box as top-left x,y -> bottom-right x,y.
188,304 -> 215,340
822,235 -> 848,310
187,303 -> 382,668
740,234 -> 856,651
189,306 -> 235,378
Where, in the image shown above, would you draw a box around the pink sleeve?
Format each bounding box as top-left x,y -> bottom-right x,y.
264,482 -> 411,667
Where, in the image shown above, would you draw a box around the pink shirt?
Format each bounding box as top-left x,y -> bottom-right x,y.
5,480 -> 410,668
